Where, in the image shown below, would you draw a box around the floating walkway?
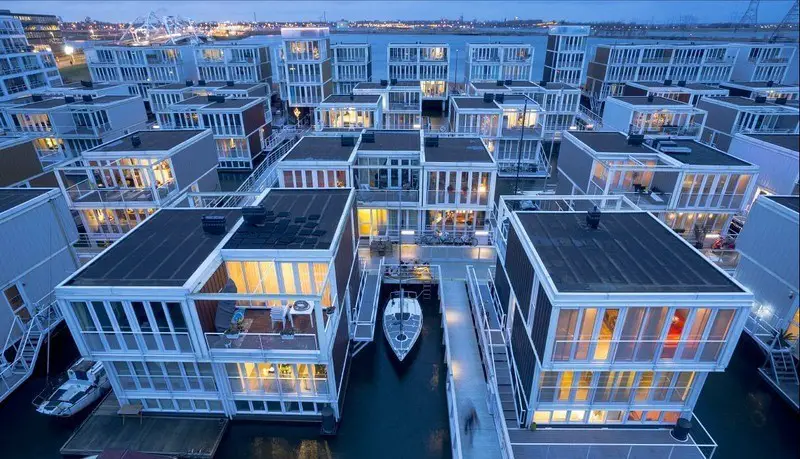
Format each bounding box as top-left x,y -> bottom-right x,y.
61,393 -> 228,458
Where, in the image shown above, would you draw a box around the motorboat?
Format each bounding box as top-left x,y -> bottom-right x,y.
382,290 -> 423,361
34,358 -> 110,417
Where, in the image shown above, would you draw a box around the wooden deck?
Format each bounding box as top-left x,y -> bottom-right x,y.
61,393 -> 228,458
353,271 -> 381,341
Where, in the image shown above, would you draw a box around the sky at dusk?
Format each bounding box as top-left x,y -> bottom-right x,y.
7,1 -> 798,24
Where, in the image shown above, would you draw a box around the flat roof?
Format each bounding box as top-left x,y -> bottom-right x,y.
15,98 -> 68,110
723,81 -> 798,89
612,96 -> 691,107
507,80 -> 538,88
712,96 -> 783,107
658,140 -> 752,167
568,132 -> 657,154
153,83 -> 195,90
217,82 -> 266,90
354,82 -> 384,89
539,82 -> 577,90
471,82 -> 505,90
357,130 -> 421,152
71,95 -> 136,106
0,188 -> 50,215
176,96 -> 210,106
202,98 -> 260,109
516,211 -> 744,293
452,97 -> 499,110
685,83 -> 724,91
224,189 -> 351,250
393,81 -> 421,87
766,195 -> 800,213
424,137 -> 493,163
67,209 -> 239,287
745,134 -> 799,152
283,136 -> 355,162
92,130 -> 206,153
322,94 -> 381,104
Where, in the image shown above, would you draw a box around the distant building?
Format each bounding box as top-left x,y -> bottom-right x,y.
9,11 -> 67,64
0,11 -> 61,101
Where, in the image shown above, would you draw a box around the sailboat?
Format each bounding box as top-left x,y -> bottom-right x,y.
382,186 -> 423,361
383,289 -> 423,361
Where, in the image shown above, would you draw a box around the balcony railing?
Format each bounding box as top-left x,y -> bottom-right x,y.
205,332 -> 319,355
535,383 -> 694,405
388,102 -> 421,111
357,189 -> 420,204
82,331 -> 194,354
228,376 -> 330,396
676,193 -> 746,210
629,123 -> 702,137
552,338 -> 729,366
610,190 -> 672,209
209,124 -> 245,136
426,190 -> 491,207
64,179 -> 175,207
700,249 -> 740,271
761,56 -> 790,64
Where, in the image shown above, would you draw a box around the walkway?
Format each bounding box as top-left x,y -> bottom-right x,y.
442,279 -> 503,459
353,270 -> 381,341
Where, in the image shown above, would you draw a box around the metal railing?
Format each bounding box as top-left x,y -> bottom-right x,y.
439,265 -> 464,459
228,376 -> 329,396
535,383 -> 694,405
629,123 -> 702,137
64,178 -> 175,206
466,266 -> 514,459
353,258 -> 382,341
205,332 -> 319,354
356,189 -> 420,204
699,249 -> 740,271
426,190 -> 491,207
611,190 -> 672,209
551,338 -> 729,365
82,331 -> 194,354
676,193 -> 747,209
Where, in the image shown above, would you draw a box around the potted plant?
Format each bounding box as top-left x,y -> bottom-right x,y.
324,306 -> 336,315
280,327 -> 296,340
224,321 -> 244,339
770,329 -> 796,350
530,422 -> 537,431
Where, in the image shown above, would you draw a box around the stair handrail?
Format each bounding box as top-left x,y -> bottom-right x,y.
0,299 -> 57,383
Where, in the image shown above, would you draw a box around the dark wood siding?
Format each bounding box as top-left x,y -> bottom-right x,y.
0,142 -> 45,187
530,284 -> 552,358
331,310 -> 350,404
505,226 -> 534,321
510,306 -> 535,404
334,213 -> 355,306
494,261 -> 511,315
242,103 -> 266,135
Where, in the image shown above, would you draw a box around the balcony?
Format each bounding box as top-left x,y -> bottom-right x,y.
552,338 -> 729,367
761,56 -> 790,64
64,179 -> 176,207
228,374 -> 330,396
61,122 -> 113,138
204,308 -> 320,356
629,123 -> 703,138
357,189 -> 420,205
82,331 -> 194,354
676,193 -> 746,210
501,124 -> 544,139
426,190 -> 490,207
641,56 -> 671,64
209,124 -> 245,136
609,189 -> 672,210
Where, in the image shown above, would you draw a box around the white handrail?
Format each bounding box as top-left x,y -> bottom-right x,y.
439,265 -> 464,459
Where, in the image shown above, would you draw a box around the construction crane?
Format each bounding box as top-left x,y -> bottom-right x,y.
770,0 -> 799,41
118,11 -> 202,46
735,0 -> 760,32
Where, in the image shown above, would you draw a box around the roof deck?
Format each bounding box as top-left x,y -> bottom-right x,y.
90,130 -> 207,154
612,96 -> 694,107
515,211 -> 744,293
224,189 -> 351,251
357,130 -> 421,152
66,208 -> 239,287
282,136 -> 356,162
423,137 -> 493,163
568,131 -> 657,154
655,139 -> 752,167
321,94 -> 381,104
451,97 -> 501,110
765,195 -> 800,213
744,133 -> 799,153
707,96 -> 798,112
0,188 -> 50,215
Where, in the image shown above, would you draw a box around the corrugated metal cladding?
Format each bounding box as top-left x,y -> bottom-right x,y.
331,312 -> 350,405
510,306 -> 536,405
530,284 -> 552,358
334,211 -> 355,306
505,225 -> 535,321
494,260 -> 511,315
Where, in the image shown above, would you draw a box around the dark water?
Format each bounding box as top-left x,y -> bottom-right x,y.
3,305 -> 797,458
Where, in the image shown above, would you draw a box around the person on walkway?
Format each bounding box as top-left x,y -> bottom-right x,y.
463,404 -> 479,445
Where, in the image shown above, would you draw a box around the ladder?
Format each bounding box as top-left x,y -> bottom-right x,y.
0,302 -> 61,403
765,347 -> 799,387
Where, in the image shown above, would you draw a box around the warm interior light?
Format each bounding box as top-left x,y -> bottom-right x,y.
475,230 -> 489,236
401,230 -> 415,235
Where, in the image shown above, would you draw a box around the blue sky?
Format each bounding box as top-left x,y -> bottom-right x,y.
9,1 -> 797,24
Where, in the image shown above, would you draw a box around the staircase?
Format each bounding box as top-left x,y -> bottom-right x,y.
492,341 -> 518,426
765,347 -> 800,387
0,302 -> 62,403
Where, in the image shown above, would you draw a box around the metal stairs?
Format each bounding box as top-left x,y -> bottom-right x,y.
0,302 -> 61,403
492,341 -> 518,426
765,347 -> 799,387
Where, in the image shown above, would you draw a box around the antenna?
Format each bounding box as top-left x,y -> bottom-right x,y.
770,0 -> 799,41
735,0 -> 760,32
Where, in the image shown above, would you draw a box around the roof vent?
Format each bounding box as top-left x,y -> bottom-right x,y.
226,80 -> 234,87
198,79 -> 206,86
627,134 -> 645,146
82,95 -> 93,103
425,136 -> 439,148
656,140 -> 692,154
483,93 -> 494,103
212,95 -> 226,103
341,135 -> 356,147
242,206 -> 267,226
65,96 -> 75,103
647,94 -> 655,102
80,80 -> 93,88
586,206 -> 601,230
349,93 -> 354,101
495,93 -> 505,103
380,79 -> 388,87
362,131 -> 375,143
754,96 -> 767,103
496,80 -> 504,87
677,80 -> 687,87
539,80 -> 547,86
664,79 -> 673,86
504,79 -> 513,86
131,135 -> 141,148
775,97 -> 787,105
390,78 -> 398,86
201,215 -> 227,235
766,80 -> 774,87
31,94 -> 43,102
185,80 -> 193,87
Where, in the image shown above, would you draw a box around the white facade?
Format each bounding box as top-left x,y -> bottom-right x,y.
194,43 -> 272,85
727,134 -> 799,197
0,13 -> 61,102
465,43 -> 533,84
331,43 -> 371,94
730,43 -> 797,84
313,95 -> 383,130
698,96 -> 800,152
387,43 -> 449,103
279,27 -> 332,117
602,96 -> 707,139
544,26 -> 590,86
353,81 -> 423,130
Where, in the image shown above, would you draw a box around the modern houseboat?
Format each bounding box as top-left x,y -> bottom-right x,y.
728,43 -> 797,83
0,132 -> 61,187
0,12 -> 60,102
601,95 -> 708,139
193,43 -> 272,86
465,43 -> 534,85
622,80 -> 729,106
387,43 -> 449,110
279,27 -> 333,123
719,81 -> 799,102
331,43 -> 372,95
55,188 -> 361,423
353,80 -> 423,130
727,133 -> 799,198
697,95 -> 799,152
543,26 -> 590,86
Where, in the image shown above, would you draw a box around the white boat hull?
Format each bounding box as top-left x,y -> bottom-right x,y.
382,293 -> 423,361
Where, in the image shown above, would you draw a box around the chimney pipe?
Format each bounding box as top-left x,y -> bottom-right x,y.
586,206 -> 601,229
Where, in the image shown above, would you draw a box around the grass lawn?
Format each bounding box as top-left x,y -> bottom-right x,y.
58,63 -> 90,83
